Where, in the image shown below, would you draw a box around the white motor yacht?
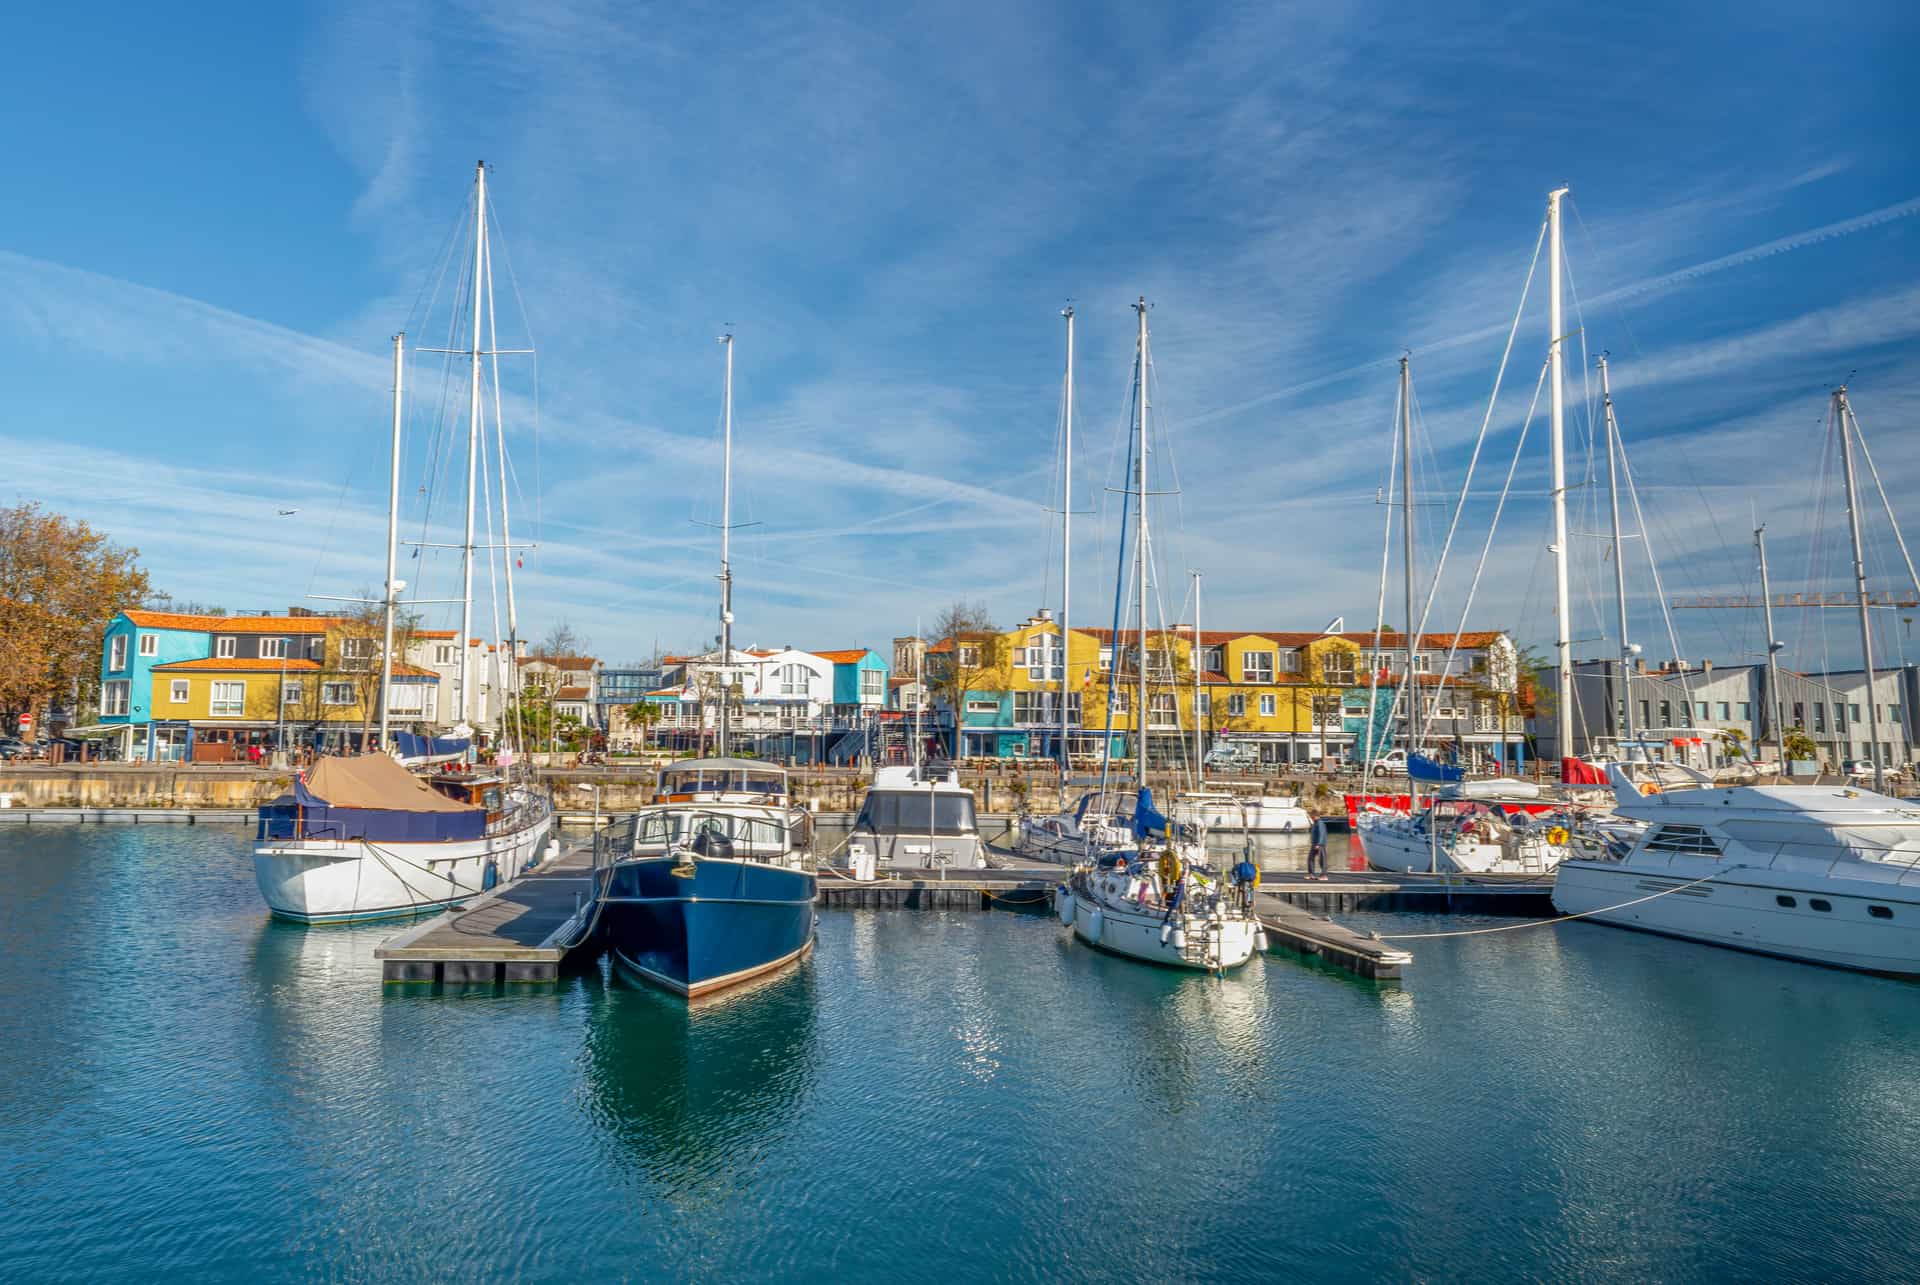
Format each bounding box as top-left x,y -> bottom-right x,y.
1168,789 -> 1311,835
848,763 -> 985,873
1551,766 -> 1920,976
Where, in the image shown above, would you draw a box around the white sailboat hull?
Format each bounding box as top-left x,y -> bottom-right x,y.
1059,885 -> 1259,971
254,810 -> 553,923
1551,860 -> 1920,977
1357,816 -> 1563,876
1169,796 -> 1312,834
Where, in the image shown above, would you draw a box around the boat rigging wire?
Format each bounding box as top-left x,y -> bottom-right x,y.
1370,866 -> 1731,939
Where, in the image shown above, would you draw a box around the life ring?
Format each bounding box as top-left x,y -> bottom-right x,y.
1639,782 -> 1661,796
1546,826 -> 1570,846
1158,849 -> 1183,888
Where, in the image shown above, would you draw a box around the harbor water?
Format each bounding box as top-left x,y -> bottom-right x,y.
3,826 -> 1917,1282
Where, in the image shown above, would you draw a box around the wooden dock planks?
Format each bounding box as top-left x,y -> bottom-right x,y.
374,842 -> 598,984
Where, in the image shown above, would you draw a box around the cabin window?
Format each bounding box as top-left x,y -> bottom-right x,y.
1775,895 -> 1796,908
1869,905 -> 1892,919
138,633 -> 158,657
1808,899 -> 1832,913
1643,824 -> 1722,856
858,790 -> 977,836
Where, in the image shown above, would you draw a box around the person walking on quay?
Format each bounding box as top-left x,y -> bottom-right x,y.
1306,818 -> 1329,881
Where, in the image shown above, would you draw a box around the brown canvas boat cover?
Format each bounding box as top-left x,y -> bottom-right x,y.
304,753 -> 480,813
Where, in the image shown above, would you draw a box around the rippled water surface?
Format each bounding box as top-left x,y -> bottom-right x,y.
3,826 -> 1917,1282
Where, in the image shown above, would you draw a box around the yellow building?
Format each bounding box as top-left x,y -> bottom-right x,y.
147,656 -> 441,761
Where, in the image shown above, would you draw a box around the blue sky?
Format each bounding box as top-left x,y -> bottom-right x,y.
4,1 -> 1918,673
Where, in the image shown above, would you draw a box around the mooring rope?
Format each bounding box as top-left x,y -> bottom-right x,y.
1368,867 -> 1731,940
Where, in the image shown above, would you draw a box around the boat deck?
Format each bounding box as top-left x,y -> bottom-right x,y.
374,841 -> 598,983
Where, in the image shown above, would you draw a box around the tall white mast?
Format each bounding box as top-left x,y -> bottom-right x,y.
1600,355 -> 1634,749
1834,387 -> 1884,794
380,332 -> 404,752
1547,186 -> 1573,771
482,225 -> 521,751
1059,305 -> 1074,776
717,332 -> 735,759
1133,297 -> 1150,789
1755,525 -> 1787,768
458,160 -> 486,738
1399,355 -> 1418,807
1191,570 -> 1203,777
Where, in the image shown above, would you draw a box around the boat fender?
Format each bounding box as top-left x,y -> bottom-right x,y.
1085,907 -> 1103,944
1056,885 -> 1075,926
1170,926 -> 1188,950
1254,930 -> 1269,952
482,859 -> 498,891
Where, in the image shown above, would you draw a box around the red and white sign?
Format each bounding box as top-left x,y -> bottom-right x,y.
16,713 -> 30,733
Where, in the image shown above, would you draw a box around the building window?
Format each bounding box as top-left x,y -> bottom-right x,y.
1320,652 -> 1356,685
101,680 -> 130,716
435,644 -> 455,665
1259,694 -> 1276,717
1658,700 -> 1671,727
1276,650 -> 1300,673
1242,652 -> 1274,683
339,638 -> 375,670
1640,700 -> 1651,727
1149,693 -> 1178,728
1110,691 -> 1130,715
1227,694 -> 1245,717
1312,694 -> 1341,727
170,680 -> 189,703
1775,895 -> 1796,908
1200,646 -> 1225,674
861,669 -> 885,702
1196,692 -> 1211,715
1716,701 -> 1730,720
957,645 -> 980,667
1696,701 -> 1709,721
209,682 -> 245,718
215,636 -> 237,659
1792,701 -> 1804,727
109,635 -> 129,671
260,637 -> 287,660
1808,899 -> 1832,913
1098,648 -> 1112,674
138,633 -> 158,657
777,663 -> 810,696
1889,704 -> 1901,725
965,699 -> 999,715
1869,905 -> 1893,919
322,682 -> 355,706
283,681 -> 303,706
1814,703 -> 1826,732
1738,702 -> 1751,720
386,683 -> 428,715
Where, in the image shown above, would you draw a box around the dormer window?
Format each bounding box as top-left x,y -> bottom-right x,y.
215,636 -> 237,659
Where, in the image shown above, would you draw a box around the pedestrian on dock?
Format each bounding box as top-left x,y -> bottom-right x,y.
1307,820 -> 1329,881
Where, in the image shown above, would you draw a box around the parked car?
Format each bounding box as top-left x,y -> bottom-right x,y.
1369,748 -> 1408,775
0,736 -> 33,761
1841,759 -> 1879,781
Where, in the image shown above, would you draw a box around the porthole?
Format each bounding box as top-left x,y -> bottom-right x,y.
1809,899 -> 1832,913
1868,905 -> 1893,920
1775,895 -> 1796,908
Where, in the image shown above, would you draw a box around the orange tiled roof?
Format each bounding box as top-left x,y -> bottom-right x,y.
812,648 -> 871,665
528,654 -> 599,668
126,610 -> 343,634
1337,630 -> 1507,649
153,657 -> 324,673
555,686 -> 590,700
413,629 -> 458,640
391,664 -> 440,679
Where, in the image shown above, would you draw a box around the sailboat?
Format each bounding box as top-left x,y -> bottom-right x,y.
1356,193 -> 1581,878
252,162 -> 554,922
597,334 -> 819,999
1053,300 -> 1263,972
1167,573 -> 1312,835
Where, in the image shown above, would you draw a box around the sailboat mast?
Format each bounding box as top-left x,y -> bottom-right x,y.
1060,305 -> 1074,776
1600,355 -> 1634,749
459,160 -> 485,738
1399,355 -> 1418,801
1547,186 -> 1574,771
1133,297 -> 1150,788
482,228 -> 521,751
1191,571 -> 1203,778
718,332 -> 735,760
1834,387 -> 1884,793
380,332 -> 403,752
1755,525 -> 1786,768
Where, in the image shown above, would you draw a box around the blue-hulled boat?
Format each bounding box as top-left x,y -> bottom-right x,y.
599,758 -> 817,998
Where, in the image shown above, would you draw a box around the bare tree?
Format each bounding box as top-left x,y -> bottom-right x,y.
539,620 -> 583,659
927,601 -> 1005,759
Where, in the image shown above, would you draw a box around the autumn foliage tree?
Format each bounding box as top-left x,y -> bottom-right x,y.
0,503 -> 152,728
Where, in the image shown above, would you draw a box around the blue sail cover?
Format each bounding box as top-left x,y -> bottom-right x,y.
394,731 -> 470,760
1407,752 -> 1465,784
1131,787 -> 1170,839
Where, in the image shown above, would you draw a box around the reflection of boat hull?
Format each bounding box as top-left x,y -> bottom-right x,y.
1552,861 -> 1920,976
252,812 -> 553,923
603,856 -> 817,998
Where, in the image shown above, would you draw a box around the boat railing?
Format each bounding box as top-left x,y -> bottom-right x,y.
613,805 -> 816,870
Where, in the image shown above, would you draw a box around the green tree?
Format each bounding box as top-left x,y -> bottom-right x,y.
0,503 -> 151,728
1784,726 -> 1817,763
